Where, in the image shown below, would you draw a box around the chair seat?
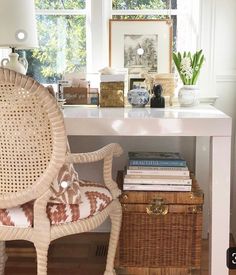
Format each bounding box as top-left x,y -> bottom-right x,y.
0,180 -> 112,228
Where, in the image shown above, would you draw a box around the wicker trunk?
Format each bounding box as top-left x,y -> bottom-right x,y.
115,171 -> 204,275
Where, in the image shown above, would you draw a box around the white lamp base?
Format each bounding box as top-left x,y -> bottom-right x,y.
1,53 -> 28,74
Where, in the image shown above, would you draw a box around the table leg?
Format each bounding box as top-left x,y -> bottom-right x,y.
196,137 -> 210,239
210,136 -> 231,275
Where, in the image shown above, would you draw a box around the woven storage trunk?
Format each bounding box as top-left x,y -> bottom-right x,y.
115,171 -> 203,275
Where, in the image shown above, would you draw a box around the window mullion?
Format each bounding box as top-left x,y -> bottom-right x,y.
35,9 -> 86,16
111,9 -> 178,16
87,0 -> 112,73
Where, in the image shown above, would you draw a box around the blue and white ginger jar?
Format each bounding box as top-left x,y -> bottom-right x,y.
128,88 -> 149,107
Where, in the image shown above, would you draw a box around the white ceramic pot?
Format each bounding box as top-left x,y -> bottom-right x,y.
1,53 -> 28,75
178,85 -> 200,107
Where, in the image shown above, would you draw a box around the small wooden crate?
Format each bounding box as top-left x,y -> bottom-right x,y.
115,171 -> 203,275
100,81 -> 124,107
63,87 -> 88,105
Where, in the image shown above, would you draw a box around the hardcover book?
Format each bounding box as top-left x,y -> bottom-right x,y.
123,184 -> 191,192
125,174 -> 190,180
124,176 -> 192,185
127,166 -> 190,177
128,152 -> 187,167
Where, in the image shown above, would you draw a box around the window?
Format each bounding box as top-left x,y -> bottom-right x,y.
112,0 -> 199,53
112,0 -> 177,47
0,0 -> 199,84
20,0 -> 86,83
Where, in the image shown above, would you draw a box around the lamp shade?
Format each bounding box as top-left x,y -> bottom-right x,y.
0,0 -> 38,49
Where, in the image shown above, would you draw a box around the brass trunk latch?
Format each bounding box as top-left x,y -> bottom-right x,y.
146,197 -> 168,216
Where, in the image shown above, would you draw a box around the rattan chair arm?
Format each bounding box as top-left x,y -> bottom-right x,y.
65,143 -> 123,199
65,143 -> 123,164
103,153 -> 122,199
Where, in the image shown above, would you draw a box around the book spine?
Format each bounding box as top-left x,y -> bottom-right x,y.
123,184 -> 191,192
128,166 -> 188,171
126,169 -> 190,176
125,174 -> 190,180
129,159 -> 187,167
124,177 -> 192,185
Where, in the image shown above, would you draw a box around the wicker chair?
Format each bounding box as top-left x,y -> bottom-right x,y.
0,68 -> 123,275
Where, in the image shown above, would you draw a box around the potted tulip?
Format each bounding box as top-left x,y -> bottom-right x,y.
173,50 -> 205,107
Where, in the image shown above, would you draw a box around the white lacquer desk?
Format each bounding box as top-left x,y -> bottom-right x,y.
63,105 -> 232,275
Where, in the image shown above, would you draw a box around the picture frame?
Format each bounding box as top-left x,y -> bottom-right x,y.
109,19 -> 173,74
129,78 -> 146,90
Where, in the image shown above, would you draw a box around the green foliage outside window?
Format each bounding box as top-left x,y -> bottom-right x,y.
22,0 -> 176,83
22,0 -> 86,83
35,0 -> 85,9
113,0 -> 167,10
30,15 -> 86,83
112,0 -> 168,20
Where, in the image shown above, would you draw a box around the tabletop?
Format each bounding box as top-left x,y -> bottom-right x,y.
63,104 -> 232,136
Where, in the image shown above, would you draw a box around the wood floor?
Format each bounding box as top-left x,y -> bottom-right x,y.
4,233 -> 236,275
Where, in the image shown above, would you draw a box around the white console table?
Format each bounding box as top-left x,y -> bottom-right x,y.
63,104 -> 232,275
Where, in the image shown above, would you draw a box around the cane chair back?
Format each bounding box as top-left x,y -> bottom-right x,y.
0,69 -> 67,208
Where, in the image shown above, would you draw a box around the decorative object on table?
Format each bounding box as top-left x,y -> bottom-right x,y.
0,0 -> 38,74
87,88 -> 99,105
129,77 -> 146,90
63,87 -> 88,105
63,71 -> 86,86
143,73 -> 175,106
115,170 -> 203,274
173,50 -> 205,107
150,84 -> 165,108
127,88 -> 149,108
61,72 -> 99,105
99,67 -> 125,107
99,66 -> 116,75
57,80 -> 70,107
109,19 -> 173,74
63,81 -> 89,105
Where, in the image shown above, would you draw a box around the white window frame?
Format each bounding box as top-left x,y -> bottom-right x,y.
1,1 -> 200,75
87,0 -> 201,70
34,1 -> 111,74
111,1 -> 200,52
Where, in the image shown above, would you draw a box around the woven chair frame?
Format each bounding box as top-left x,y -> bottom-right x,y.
0,69 -> 123,275
0,68 -> 67,208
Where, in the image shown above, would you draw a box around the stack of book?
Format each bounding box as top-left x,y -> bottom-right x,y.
124,152 -> 192,192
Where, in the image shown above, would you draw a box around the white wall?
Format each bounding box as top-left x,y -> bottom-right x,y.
213,0 -> 236,237
200,0 -> 236,236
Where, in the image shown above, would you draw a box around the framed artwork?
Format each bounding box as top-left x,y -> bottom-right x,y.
129,78 -> 146,90
109,19 -> 172,74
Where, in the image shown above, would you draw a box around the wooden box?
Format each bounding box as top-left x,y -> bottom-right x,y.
100,81 -> 124,107
63,87 -> 88,105
115,171 -> 204,275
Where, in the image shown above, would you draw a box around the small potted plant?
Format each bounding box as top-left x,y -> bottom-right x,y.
173,50 -> 205,107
